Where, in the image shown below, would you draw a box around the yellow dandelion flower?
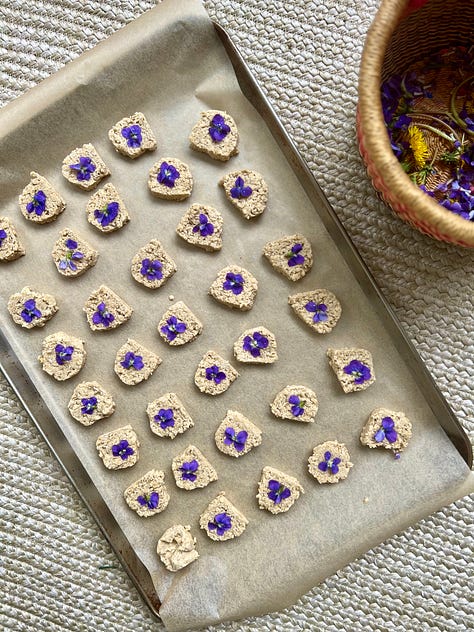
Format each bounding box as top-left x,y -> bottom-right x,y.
407,125 -> 430,169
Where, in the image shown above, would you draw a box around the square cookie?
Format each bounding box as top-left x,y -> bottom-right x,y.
96,424 -> 139,470
171,445 -> 218,490
360,408 -> 412,456
263,233 -> 313,281
327,347 -> 375,393
8,286 -> 58,329
52,228 -> 98,277
233,326 -> 278,364
148,157 -> 193,200
256,466 -> 304,515
194,350 -> 239,396
176,204 -> 223,252
19,171 -> 66,224
84,285 -> 133,332
147,393 -> 194,439
114,338 -> 161,386
158,301 -> 202,346
124,469 -> 170,517
68,380 -> 116,426
288,289 -> 342,334
220,169 -> 268,219
199,492 -> 248,541
62,143 -> 110,190
215,410 -> 262,458
189,110 -> 239,161
38,331 -> 86,381
209,265 -> 258,311
270,385 -> 319,423
157,524 -> 199,572
130,239 -> 177,289
86,183 -> 130,233
0,217 -> 25,261
308,440 -> 353,484
108,112 -> 157,159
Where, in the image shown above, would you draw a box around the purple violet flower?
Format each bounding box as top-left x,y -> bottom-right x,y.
230,176 -> 252,199
140,258 -> 163,281
111,439 -> 134,461
285,243 -> 305,267
55,344 -> 74,365
157,161 -> 180,188
305,301 -> 328,323
205,364 -> 226,384
208,512 -> 232,536
318,451 -> 341,475
267,480 -> 291,504
208,114 -> 230,143
180,459 -> 199,481
69,156 -> 96,181
94,202 -> 119,228
154,408 -> 175,430
81,396 -> 98,415
192,213 -> 214,237
26,190 -> 47,216
161,315 -> 187,341
223,427 -> 248,452
92,302 -> 115,328
343,359 -> 372,384
20,298 -> 42,323
59,238 -> 84,272
288,394 -> 305,417
120,352 -> 144,371
374,416 -> 398,443
121,124 -> 142,148
0,229 -> 7,246
222,272 -> 244,295
242,331 -> 269,357
137,492 -> 159,510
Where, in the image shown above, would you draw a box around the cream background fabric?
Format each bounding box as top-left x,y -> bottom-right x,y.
1,1 -> 473,630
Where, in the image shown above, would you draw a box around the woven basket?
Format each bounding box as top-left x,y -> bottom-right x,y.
357,0 -> 474,247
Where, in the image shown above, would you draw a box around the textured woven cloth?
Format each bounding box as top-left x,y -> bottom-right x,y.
1,1 -> 473,631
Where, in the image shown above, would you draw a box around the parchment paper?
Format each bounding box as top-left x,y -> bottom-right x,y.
0,1 -> 472,630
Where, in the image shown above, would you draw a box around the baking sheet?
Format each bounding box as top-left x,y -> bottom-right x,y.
0,1 -> 473,630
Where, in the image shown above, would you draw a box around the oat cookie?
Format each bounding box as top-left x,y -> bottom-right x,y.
147,393 -> 194,439
171,445 -> 218,490
209,265 -> 258,311
62,143 -> 110,190
158,301 -> 202,346
108,112 -> 157,159
176,204 -> 223,252
233,326 -> 278,364
189,110 -> 239,161
52,228 -> 98,277
220,169 -> 268,219
86,183 -> 130,233
96,424 -> 139,470
271,385 -> 319,423
130,239 -> 177,289
327,347 -> 375,393
288,289 -> 342,334
114,338 -> 161,386
263,233 -> 313,282
8,287 -> 58,329
68,381 -> 116,426
199,492 -> 248,541
215,410 -> 262,458
0,217 -> 25,261
124,469 -> 169,517
157,524 -> 199,572
360,408 -> 412,456
84,285 -> 133,332
19,171 -> 66,224
148,157 -> 193,200
256,466 -> 304,515
194,350 -> 239,396
308,441 -> 353,484
38,331 -> 86,381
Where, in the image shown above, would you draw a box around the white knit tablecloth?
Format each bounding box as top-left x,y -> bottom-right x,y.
1,1 -> 473,630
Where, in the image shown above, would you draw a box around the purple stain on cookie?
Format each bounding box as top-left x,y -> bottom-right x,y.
120,352 -> 144,371
137,491 -> 159,510
140,258 -> 163,281
94,201 -> 119,228
288,394 -> 305,417
230,176 -> 252,199
157,161 -> 180,188
121,124 -> 142,148
285,243 -> 305,267
20,299 -> 42,323
26,190 -> 47,216
111,439 -> 134,461
208,512 -> 232,536
374,416 -> 398,444
0,229 -> 7,246
305,302 -> 328,323
223,427 -> 248,452
343,359 -> 371,384
179,459 -> 199,481
208,114 -> 230,143
222,271 -> 244,295
81,396 -> 98,415
205,365 -> 226,384
55,344 -> 74,365
92,302 -> 115,328
154,408 -> 175,430
192,213 -> 214,237
243,331 -> 268,357
267,480 -> 291,504
161,316 -> 187,341
59,238 -> 84,272
69,156 -> 96,181
318,451 -> 341,475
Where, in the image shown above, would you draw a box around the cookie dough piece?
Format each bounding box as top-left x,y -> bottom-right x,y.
176,204 -> 223,252
38,331 -> 86,381
52,228 -> 98,277
233,326 -> 278,364
215,410 -> 262,458
209,265 -> 258,311
148,157 -> 193,201
289,289 -> 342,334
8,286 -> 58,329
271,385 -> 319,423
67,381 -> 116,426
327,347 -> 375,393
157,525 -> 199,572
62,143 -> 110,190
256,466 -> 304,515
200,491 -> 248,541
189,110 -> 239,161
263,233 -> 313,282
220,169 -> 268,219
19,171 -> 66,224
158,301 -> 202,346
0,217 -> 25,261
130,239 -> 177,289
147,392 -> 194,439
308,440 -> 353,484
171,445 -> 218,490
86,183 -> 130,233
124,469 -> 169,517
194,350 -> 239,396
108,112 -> 157,159
96,424 -> 139,470
84,285 -> 133,332
114,338 -> 161,386
360,408 -> 412,456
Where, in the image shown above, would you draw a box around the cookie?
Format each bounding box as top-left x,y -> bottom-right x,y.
360,408 -> 412,457
270,385 -> 319,423
62,143 -> 110,190
194,350 -> 239,396
220,169 -> 268,219
327,347 -> 375,393
189,110 -> 239,161
233,326 -> 278,364
171,445 -> 218,490
308,441 -> 353,484
148,157 -> 193,201
176,204 -> 223,252
51,228 -> 99,277
124,469 -> 169,517
209,265 -> 258,311
147,393 -> 194,439
214,410 -> 262,458
256,466 -> 304,515
38,331 -> 86,381
114,338 -> 162,386
84,285 -> 133,332
158,301 -> 202,346
0,217 -> 25,261
108,112 -> 157,159
96,424 -> 139,470
263,233 -> 313,282
130,239 -> 177,289
8,286 -> 58,329
157,524 -> 199,572
199,492 -> 248,541
86,183 -> 130,233
288,289 -> 342,334
67,381 -> 116,426
19,171 -> 66,224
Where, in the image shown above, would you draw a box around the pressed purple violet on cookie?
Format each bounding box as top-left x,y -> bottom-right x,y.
52,228 -> 98,277
0,217 -> 25,261
108,112 -> 157,159
288,289 -> 342,334
86,183 -> 130,233
256,466 -> 304,514
233,326 -> 278,364
263,233 -> 313,282
96,424 -> 139,470
194,350 -> 239,396
130,239 -> 177,289
84,285 -> 133,332
171,444 -> 218,490
148,157 -> 193,201
19,172 -> 66,224
158,301 -> 202,346
147,392 -> 194,439
360,408 -> 412,458
308,440 -> 353,483
220,169 -> 268,219
114,338 -> 161,386
209,265 -> 258,311
176,204 -> 223,252
189,110 -> 239,161
215,410 -> 262,458
8,286 -> 58,329
38,331 -> 86,381
124,469 -> 169,517
67,381 -> 115,426
62,143 -> 110,191
271,385 -> 319,423
199,492 -> 248,541
327,347 -> 375,393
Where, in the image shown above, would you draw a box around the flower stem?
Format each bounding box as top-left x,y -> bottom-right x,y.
449,75 -> 474,135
